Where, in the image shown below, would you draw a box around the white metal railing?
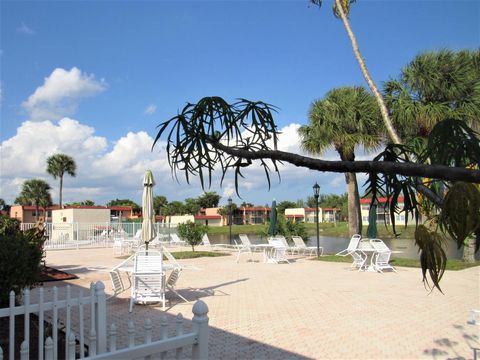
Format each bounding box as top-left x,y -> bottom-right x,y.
19,223 -> 177,250
0,281 -> 209,359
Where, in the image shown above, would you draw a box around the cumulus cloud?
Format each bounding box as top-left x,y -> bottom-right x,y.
17,22 -> 35,35
0,116 -> 178,205
144,104 -> 157,115
22,67 -> 106,121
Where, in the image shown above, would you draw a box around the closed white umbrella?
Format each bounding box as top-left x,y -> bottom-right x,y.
142,170 -> 156,250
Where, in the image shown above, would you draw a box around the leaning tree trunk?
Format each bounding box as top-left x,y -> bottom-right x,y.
345,172 -> 362,236
334,0 -> 402,145
59,176 -> 63,209
462,236 -> 476,263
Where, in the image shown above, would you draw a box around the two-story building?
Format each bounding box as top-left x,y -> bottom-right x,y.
360,197 -> 419,225
284,207 -> 340,223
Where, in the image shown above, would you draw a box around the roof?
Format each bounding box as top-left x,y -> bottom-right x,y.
305,207 -> 340,211
359,197 -> 405,204
194,215 -> 222,220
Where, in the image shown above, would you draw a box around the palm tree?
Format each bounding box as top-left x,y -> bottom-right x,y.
299,86 -> 383,236
16,179 -> 52,221
384,49 -> 480,262
311,0 -> 401,144
46,153 -> 76,208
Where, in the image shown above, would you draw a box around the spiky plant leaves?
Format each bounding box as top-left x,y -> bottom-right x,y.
153,97 -> 280,197
415,225 -> 447,293
440,182 -> 480,248
427,119 -> 480,168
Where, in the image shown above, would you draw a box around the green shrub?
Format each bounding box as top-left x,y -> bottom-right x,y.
0,217 -> 46,306
177,221 -> 207,251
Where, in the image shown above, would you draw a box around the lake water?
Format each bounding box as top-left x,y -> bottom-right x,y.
208,233 -> 479,260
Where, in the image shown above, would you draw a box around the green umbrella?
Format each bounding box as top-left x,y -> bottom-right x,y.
366,200 -> 378,238
268,200 -> 278,236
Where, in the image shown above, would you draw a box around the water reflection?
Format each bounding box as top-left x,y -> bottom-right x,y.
208,233 -> 478,260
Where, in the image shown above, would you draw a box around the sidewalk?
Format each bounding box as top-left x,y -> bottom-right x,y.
44,247 -> 480,359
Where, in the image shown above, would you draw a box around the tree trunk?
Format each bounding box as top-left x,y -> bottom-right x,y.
334,0 -> 402,145
59,176 -> 63,209
462,236 -> 476,263
345,172 -> 362,236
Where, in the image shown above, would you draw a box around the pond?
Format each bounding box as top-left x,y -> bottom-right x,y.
208,233 -> 479,260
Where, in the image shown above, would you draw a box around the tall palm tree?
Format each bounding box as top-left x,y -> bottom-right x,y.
46,153 -> 77,208
299,86 -> 383,236
384,49 -> 480,262
311,0 -> 401,144
16,179 -> 52,221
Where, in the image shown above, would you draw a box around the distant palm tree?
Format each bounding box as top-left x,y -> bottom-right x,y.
46,153 -> 76,208
311,0 -> 401,144
16,179 -> 52,221
299,86 -> 383,236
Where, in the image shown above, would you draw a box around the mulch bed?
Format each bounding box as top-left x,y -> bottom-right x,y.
38,266 -> 78,283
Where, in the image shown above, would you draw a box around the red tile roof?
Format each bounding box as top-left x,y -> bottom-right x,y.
359,197 -> 405,204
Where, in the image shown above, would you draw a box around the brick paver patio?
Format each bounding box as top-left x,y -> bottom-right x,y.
42,247 -> 480,359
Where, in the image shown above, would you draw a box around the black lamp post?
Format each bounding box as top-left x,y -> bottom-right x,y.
313,182 -> 320,258
228,197 -> 233,245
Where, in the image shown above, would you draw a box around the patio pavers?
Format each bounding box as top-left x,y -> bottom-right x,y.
42,247 -> 480,359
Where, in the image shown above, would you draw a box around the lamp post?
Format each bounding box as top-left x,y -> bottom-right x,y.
228,197 -> 233,245
313,182 -> 320,258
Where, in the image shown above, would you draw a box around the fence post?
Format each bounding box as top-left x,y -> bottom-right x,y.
191,300 -> 209,360
95,281 -> 107,354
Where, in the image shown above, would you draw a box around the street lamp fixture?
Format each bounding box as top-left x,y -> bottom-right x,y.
228,197 -> 233,245
313,182 -> 321,258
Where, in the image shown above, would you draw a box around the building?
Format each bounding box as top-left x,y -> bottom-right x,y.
360,197 -> 419,225
194,207 -> 223,227
285,207 -> 340,223
10,205 -> 134,223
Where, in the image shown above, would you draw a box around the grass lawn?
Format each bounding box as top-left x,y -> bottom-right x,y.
312,255 -> 480,270
206,222 -> 418,239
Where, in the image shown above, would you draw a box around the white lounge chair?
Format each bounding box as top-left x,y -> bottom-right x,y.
129,250 -> 166,312
108,269 -> 125,299
291,236 -> 323,256
270,235 -> 296,255
169,233 -> 186,246
265,239 -> 290,264
234,239 -> 254,263
201,233 -> 237,251
113,236 -> 133,256
336,234 -> 362,256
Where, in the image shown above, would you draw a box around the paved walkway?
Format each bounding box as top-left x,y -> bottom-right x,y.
43,247 -> 480,359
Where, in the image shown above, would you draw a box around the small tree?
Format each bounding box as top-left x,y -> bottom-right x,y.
177,221 -> 207,252
0,217 -> 46,306
46,153 -> 76,208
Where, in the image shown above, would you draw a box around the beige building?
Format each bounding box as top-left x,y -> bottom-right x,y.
195,207 -> 223,227
51,208 -> 111,241
360,197 -> 419,225
285,207 -> 340,223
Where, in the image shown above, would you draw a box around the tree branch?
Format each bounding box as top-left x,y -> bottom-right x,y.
211,141 -> 480,183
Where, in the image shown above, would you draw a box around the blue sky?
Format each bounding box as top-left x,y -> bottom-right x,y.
1,0 -> 478,207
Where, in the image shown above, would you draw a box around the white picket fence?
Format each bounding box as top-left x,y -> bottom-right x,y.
20,223 -> 177,250
0,281 -> 209,359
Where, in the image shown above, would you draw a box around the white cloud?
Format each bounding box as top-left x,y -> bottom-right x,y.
17,22 -> 35,35
144,104 -> 157,115
22,67 -> 106,121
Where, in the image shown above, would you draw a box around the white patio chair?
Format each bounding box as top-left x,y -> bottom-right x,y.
108,269 -> 125,299
239,234 -> 265,252
291,236 -> 323,256
234,239 -> 254,263
369,238 -> 391,252
166,268 -> 189,303
350,250 -> 367,271
113,237 -> 132,256
271,235 -> 296,255
336,234 -> 362,256
372,250 -> 397,273
265,239 -> 290,264
129,250 -> 166,312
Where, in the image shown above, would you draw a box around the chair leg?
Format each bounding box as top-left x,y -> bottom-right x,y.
129,297 -> 133,312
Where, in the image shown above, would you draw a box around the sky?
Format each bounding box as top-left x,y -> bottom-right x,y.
1,0 -> 479,208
